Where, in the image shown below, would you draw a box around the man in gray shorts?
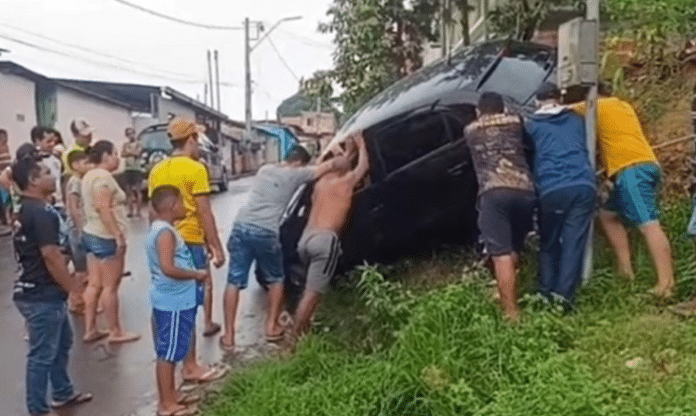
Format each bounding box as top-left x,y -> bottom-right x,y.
293,132 -> 369,336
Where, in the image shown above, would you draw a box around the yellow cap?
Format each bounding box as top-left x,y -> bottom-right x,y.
167,117 -> 205,141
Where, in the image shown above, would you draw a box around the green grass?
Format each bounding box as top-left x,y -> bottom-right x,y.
204,198 -> 696,416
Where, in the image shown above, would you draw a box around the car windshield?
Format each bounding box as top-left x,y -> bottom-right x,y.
140,130 -> 172,152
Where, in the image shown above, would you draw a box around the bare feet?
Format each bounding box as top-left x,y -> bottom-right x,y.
648,285 -> 675,299
107,331 -> 140,343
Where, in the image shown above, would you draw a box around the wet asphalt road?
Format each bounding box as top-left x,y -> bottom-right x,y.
0,177 -> 270,416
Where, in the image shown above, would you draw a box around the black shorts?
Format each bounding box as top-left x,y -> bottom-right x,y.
123,170 -> 143,190
477,188 -> 536,256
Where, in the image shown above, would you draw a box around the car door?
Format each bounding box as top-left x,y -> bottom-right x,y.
354,109 -> 478,260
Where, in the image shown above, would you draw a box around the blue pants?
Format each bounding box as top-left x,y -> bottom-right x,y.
15,300 -> 75,415
227,222 -> 284,290
539,186 -> 596,304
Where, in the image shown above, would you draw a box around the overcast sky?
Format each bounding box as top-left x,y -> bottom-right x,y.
0,0 -> 335,121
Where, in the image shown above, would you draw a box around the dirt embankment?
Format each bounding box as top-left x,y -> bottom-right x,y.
647,82 -> 695,197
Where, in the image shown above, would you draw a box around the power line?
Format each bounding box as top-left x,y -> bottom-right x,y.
0,20 -> 199,80
0,32 -> 208,84
276,28 -> 334,50
113,0 -> 243,30
266,35 -> 299,82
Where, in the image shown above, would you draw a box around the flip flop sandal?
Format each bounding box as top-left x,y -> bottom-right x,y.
265,332 -> 285,343
183,366 -> 228,384
51,391 -> 93,408
177,394 -> 201,405
203,323 -> 221,337
219,337 -> 235,353
83,331 -> 109,344
156,404 -> 197,416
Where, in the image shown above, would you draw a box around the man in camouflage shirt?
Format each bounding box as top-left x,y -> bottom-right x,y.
463,92 -> 536,320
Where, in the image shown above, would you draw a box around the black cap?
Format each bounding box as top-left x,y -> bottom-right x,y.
535,82 -> 561,101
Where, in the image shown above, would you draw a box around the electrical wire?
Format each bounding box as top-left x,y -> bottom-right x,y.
0,32 -> 209,84
0,20 -> 199,79
112,0 -> 243,30
0,32 -> 239,89
276,28 -> 334,50
266,35 -> 299,81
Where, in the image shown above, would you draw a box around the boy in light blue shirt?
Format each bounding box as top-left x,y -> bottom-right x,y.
147,185 -> 208,416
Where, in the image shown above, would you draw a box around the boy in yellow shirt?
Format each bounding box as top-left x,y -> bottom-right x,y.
573,84 -> 674,297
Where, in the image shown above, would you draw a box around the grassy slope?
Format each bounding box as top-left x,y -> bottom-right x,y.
204,199 -> 696,416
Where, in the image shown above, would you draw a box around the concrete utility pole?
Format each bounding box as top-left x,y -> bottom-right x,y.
207,50 -> 214,108
214,50 -> 221,111
244,16 -> 302,146
244,17 -> 252,146
582,0 -> 600,282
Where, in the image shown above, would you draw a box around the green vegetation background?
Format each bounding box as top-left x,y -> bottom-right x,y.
204,198 -> 696,416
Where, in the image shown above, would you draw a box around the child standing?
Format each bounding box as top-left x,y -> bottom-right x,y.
65,150 -> 92,314
147,185 -> 208,416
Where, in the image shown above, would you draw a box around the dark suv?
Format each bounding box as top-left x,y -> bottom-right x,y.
138,124 -> 229,192
279,40 -> 556,282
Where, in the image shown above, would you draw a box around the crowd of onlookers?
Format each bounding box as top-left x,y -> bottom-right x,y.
7,80 -> 696,416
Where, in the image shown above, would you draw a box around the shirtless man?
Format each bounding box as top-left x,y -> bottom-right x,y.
292,132 -> 369,337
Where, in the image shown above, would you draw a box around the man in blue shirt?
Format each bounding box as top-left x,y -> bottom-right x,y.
525,82 -> 596,308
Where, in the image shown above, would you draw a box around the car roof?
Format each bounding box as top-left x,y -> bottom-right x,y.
335,40 -> 555,142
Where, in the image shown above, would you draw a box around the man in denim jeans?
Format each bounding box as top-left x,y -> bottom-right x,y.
220,146 -> 340,351
11,156 -> 92,415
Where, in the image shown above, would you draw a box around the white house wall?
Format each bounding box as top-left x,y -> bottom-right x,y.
55,86 -> 134,167
158,97 -> 196,122
0,73 -> 38,156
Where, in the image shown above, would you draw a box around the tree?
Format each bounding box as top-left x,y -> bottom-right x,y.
318,0 -> 438,118
487,0 -> 584,40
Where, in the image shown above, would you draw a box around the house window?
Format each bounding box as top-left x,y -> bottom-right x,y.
16,114 -> 24,122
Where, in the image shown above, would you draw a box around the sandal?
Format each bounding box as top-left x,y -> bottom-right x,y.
219,337 -> 235,353
157,404 -> 197,416
177,394 -> 201,405
183,366 -> 228,384
51,391 -> 93,408
203,323 -> 221,337
265,331 -> 285,343
83,330 -> 109,344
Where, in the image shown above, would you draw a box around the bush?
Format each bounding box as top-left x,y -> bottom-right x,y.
204,199 -> 696,416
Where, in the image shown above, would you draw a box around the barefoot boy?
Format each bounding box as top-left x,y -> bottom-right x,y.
147,185 -> 208,416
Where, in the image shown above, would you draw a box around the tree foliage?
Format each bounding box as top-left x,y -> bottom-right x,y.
318,0 -> 439,118
487,0 -> 584,41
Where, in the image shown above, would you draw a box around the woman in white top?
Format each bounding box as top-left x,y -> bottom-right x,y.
81,141 -> 139,344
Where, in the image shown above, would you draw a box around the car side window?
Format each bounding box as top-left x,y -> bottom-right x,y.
376,112 -> 451,175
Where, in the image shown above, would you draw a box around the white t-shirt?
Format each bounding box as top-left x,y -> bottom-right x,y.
42,153 -> 63,207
